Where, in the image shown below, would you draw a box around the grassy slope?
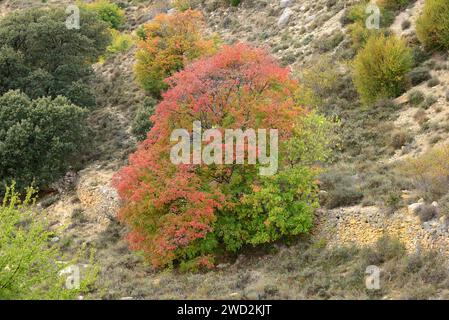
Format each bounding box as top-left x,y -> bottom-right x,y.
2,0 -> 448,299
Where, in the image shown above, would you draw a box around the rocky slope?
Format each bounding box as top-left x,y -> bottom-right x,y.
2,0 -> 449,299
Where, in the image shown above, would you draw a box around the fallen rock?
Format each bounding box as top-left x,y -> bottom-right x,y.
278,8 -> 292,28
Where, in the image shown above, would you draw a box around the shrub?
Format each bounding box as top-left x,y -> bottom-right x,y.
427,77 -> 440,87
0,185 -> 97,299
416,0 -> 449,52
315,31 -> 344,53
411,47 -> 431,66
415,204 -> 438,222
81,0 -> 125,30
319,168 -> 364,208
422,94 -> 438,109
104,29 -> 134,58
0,8 -> 110,107
401,19 -> 411,30
408,90 -> 425,106
353,35 -> 413,105
399,145 -> 449,200
377,0 -> 413,11
344,1 -> 395,49
363,235 -> 406,265
0,91 -> 89,193
135,10 -> 218,97
390,129 -> 412,149
297,55 -> 342,107
131,97 -> 156,141
114,44 -> 333,269
347,17 -> 379,50
173,0 -> 194,11
409,66 -> 431,86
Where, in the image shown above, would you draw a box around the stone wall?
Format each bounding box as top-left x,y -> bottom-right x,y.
314,205 -> 449,258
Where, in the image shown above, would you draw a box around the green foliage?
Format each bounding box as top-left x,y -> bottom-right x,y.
104,29 -> 134,59
353,34 -> 413,105
116,44 -> 333,268
408,90 -> 425,106
217,166 -> 317,252
229,0 -> 241,6
0,7 -> 111,107
409,66 -> 431,86
135,10 -> 218,97
214,110 -> 335,252
319,168 -> 364,208
131,97 -> 156,141
344,1 -> 395,50
399,145 -> 449,200
0,91 -> 89,193
172,0 -> 194,11
363,235 -> 406,265
297,55 -> 342,108
416,0 -> 449,52
377,0 -> 413,11
80,0 -> 125,30
0,185 -> 97,299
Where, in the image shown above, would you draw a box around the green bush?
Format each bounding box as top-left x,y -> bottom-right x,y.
0,185 -> 97,299
409,66 -> 431,86
408,90 -> 425,106
344,1 -> 396,50
0,91 -> 89,193
416,0 -> 449,52
81,0 -> 125,30
104,29 -> 134,59
131,97 -> 156,141
353,34 -> 413,105
363,235 -> 406,265
319,168 -> 364,208
134,10 -> 217,97
0,8 -> 111,107
377,0 -> 413,11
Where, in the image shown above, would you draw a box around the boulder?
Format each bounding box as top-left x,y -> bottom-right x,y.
278,8 -> 292,28
408,202 -> 424,214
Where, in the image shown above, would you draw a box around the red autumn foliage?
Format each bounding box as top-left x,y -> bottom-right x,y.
113,43 -> 307,268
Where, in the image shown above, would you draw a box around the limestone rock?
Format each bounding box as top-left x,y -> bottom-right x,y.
278,8 -> 292,28
408,202 -> 424,214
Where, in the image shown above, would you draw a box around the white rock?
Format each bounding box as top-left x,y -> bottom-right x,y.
280,0 -> 293,8
305,14 -> 316,23
278,8 -> 292,28
408,202 -> 424,214
431,201 -> 438,207
167,8 -> 177,15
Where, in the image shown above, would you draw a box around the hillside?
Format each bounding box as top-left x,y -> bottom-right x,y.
1,0 -> 448,300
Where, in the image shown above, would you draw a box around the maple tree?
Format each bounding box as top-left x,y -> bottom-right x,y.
134,9 -> 218,97
114,43 -> 332,269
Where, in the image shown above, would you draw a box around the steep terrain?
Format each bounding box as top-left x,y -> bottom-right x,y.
1,0 -> 449,299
